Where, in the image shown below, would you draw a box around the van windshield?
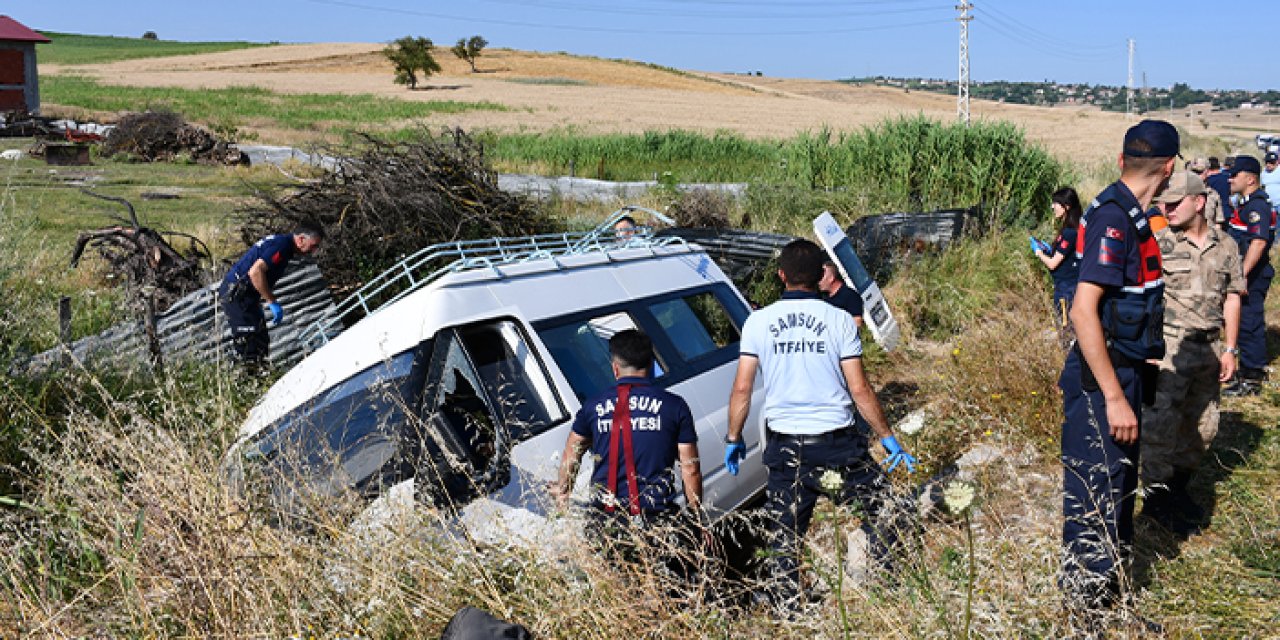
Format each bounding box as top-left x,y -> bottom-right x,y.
239,348 -> 427,517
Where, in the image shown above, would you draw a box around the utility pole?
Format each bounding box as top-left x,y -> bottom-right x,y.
1126,38 -> 1135,119
957,1 -> 973,126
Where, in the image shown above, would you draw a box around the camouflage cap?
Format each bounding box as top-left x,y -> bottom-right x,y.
1155,170 -> 1208,203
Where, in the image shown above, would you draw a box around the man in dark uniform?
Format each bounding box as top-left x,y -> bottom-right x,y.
219,225 -> 324,365
1224,155 -> 1275,396
1060,120 -> 1176,617
1206,156 -> 1233,230
818,260 -> 864,327
553,329 -> 703,542
725,239 -> 915,612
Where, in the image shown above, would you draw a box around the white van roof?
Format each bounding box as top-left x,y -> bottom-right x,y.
238,241 -> 730,441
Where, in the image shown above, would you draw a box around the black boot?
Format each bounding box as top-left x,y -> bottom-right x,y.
1169,471 -> 1205,523
1139,484 -> 1179,529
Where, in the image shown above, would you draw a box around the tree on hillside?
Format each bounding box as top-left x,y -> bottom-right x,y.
451,35 -> 488,73
383,36 -> 442,89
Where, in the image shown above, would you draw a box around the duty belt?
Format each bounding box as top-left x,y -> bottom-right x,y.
1165,326 -> 1220,343
768,426 -> 857,446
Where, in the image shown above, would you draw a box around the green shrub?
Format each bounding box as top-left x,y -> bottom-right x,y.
774,117 -> 1070,227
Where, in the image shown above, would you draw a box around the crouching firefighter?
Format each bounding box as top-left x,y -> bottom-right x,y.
552,329 -> 706,570
218,225 -> 324,366
1059,120 -> 1176,614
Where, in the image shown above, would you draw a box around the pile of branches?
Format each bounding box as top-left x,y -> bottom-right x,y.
100,110 -> 244,164
239,128 -> 555,293
670,187 -> 733,229
70,191 -> 213,310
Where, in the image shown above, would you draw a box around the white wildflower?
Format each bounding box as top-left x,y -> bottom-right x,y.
943,480 -> 976,515
819,469 -> 844,494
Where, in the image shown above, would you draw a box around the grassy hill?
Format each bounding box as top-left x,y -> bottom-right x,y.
36,31 -> 267,65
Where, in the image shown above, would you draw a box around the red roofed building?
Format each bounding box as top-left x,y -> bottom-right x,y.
0,15 -> 51,115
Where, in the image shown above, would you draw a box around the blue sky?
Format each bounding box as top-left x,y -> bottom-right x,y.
17,0 -> 1277,91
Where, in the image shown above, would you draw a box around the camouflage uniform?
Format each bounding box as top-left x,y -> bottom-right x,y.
1142,225 -> 1245,484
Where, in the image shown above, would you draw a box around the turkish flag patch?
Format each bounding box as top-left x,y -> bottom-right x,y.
1104,226 -> 1124,241
271,252 -> 282,264
1099,237 -> 1124,265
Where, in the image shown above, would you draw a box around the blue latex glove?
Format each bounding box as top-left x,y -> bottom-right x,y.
881,435 -> 917,474
724,439 -> 746,476
266,301 -> 284,327
1029,236 -> 1046,253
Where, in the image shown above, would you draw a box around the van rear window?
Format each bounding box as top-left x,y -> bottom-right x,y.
647,292 -> 739,361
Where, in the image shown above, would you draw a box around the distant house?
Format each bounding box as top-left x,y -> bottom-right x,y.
0,15 -> 50,115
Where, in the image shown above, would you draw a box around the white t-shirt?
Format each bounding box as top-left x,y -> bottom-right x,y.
739,292 -> 862,434
1262,167 -> 1280,197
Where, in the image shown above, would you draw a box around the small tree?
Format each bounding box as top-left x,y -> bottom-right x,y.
383,36 -> 441,89
141,31 -> 158,40
451,35 -> 488,73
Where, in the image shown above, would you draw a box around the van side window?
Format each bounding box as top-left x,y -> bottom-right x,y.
648,292 -> 740,361
537,312 -> 666,402
457,320 -> 567,440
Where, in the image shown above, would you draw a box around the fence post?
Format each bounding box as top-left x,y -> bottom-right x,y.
58,296 -> 72,366
144,290 -> 164,376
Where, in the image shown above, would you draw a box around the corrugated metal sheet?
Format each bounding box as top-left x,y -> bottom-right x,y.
16,262 -> 335,376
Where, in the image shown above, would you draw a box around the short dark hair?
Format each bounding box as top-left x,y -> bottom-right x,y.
1122,154 -> 1172,177
614,215 -> 637,228
1208,156 -> 1220,170
609,329 -> 653,371
822,260 -> 845,285
294,223 -> 325,240
778,239 -> 824,289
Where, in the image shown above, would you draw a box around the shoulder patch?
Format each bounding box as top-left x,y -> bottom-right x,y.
1105,226 -> 1125,241
271,251 -> 283,264
1249,211 -> 1261,224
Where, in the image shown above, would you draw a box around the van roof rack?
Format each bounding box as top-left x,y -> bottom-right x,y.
303,205 -> 688,348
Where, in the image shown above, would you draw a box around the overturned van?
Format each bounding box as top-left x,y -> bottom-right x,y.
224,208 -> 769,545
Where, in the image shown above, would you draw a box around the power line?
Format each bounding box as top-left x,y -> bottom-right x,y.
972,10 -> 1116,62
978,2 -> 1114,52
974,9 -> 1114,62
305,0 -> 953,36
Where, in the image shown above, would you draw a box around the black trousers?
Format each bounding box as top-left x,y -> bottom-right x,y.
760,427 -> 900,603
219,282 -> 269,363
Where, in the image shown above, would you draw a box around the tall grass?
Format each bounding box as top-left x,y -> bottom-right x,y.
479,117 -> 1069,233
479,129 -> 781,182
40,76 -> 507,134
37,32 -> 266,66
777,117 -> 1070,227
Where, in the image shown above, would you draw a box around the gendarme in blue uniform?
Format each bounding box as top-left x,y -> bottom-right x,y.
1059,180 -> 1165,603
221,234 -> 297,290
1228,190 -> 1275,373
1228,190 -> 1275,278
570,376 -> 696,514
1049,225 -> 1081,316
219,234 -> 298,363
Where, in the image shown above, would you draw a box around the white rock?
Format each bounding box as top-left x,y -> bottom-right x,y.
0,149 -> 23,160
896,409 -> 927,435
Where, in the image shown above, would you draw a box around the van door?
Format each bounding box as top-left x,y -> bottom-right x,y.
635,286 -> 765,516
410,318 -> 569,510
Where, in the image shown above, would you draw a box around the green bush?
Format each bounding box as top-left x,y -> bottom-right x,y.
774,117 -> 1069,227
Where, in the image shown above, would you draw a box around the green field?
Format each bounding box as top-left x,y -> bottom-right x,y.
41,75 -> 508,136
36,31 -> 267,66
